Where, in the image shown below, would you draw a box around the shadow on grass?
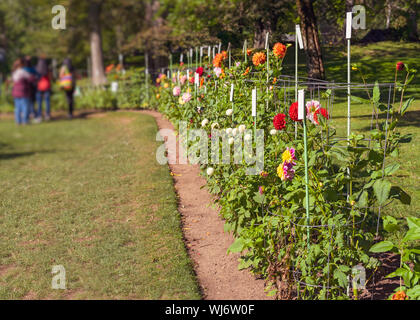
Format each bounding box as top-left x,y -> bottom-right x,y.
332,109 -> 420,129
0,150 -> 54,160
50,110 -> 110,122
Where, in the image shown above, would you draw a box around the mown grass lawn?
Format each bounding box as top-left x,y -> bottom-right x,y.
0,111 -> 200,299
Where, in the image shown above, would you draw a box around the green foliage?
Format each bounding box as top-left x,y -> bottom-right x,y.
370,216 -> 420,300
152,45 -> 417,299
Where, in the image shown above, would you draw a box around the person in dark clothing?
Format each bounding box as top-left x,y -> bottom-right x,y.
23,56 -> 39,120
35,57 -> 52,122
59,58 -> 75,119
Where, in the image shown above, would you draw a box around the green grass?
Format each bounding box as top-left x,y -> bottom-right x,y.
284,41 -> 420,221
0,111 -> 201,299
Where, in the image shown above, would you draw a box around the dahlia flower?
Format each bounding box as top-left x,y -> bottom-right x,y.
252,52 -> 266,66
289,102 -> 301,122
273,113 -> 286,130
182,92 -> 192,103
173,86 -> 181,96
273,42 -> 287,59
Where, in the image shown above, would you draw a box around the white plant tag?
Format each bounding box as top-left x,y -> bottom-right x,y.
230,83 -> 234,102
190,48 -> 193,58
218,42 -> 221,53
296,25 -> 304,49
252,88 -> 257,117
194,72 -> 199,86
200,46 -> 203,57
346,12 -> 352,39
177,70 -> 180,83
111,81 -> 118,92
208,46 -> 210,57
298,89 -> 305,120
180,53 -> 183,63
265,32 -> 269,50
187,69 -> 189,81
212,46 -> 215,59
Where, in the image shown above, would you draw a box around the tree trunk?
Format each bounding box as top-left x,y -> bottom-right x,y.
385,0 -> 392,29
345,0 -> 354,12
296,0 -> 325,80
253,19 -> 270,48
89,0 -> 107,86
407,8 -> 419,41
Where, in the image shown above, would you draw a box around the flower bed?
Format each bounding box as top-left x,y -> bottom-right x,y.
151,46 -> 419,300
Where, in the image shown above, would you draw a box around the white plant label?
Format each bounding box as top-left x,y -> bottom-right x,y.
230,83 -> 234,102
212,46 -> 215,59
194,72 -> 199,86
177,70 -> 180,83
252,88 -> 257,117
208,46 -> 210,57
111,81 -> 118,92
346,12 -> 352,39
187,69 -> 189,81
265,32 -> 269,50
190,48 -> 193,58
218,42 -> 221,53
298,89 -> 305,120
200,46 -> 203,57
180,53 -> 183,63
296,25 -> 304,49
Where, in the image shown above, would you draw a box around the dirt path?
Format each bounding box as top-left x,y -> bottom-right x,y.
141,110 -> 271,300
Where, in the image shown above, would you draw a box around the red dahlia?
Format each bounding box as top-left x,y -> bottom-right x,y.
313,108 -> 329,124
396,61 -> 404,71
196,66 -> 204,77
289,102 -> 301,122
273,113 -> 286,130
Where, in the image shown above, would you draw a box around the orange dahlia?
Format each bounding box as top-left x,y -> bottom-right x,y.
273,42 -> 287,59
252,52 -> 266,66
242,67 -> 250,76
213,51 -> 227,68
247,49 -> 252,56
391,291 -> 407,300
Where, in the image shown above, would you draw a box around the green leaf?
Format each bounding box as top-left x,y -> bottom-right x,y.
384,163 -> 400,176
370,241 -> 394,253
407,285 -> 420,299
373,179 -> 391,205
351,95 -> 370,104
333,269 -> 348,288
407,217 -> 420,231
403,229 -> 420,242
227,238 -> 244,253
383,216 -> 399,233
401,97 -> 414,116
357,190 -> 368,208
253,192 -> 265,204
373,81 -> 380,105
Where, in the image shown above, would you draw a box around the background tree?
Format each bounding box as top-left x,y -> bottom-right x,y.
297,0 -> 325,80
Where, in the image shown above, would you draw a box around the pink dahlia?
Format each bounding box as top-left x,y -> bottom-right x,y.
173,86 -> 181,96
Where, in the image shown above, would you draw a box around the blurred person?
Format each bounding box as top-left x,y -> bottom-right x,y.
23,56 -> 39,120
35,57 -> 52,122
59,58 -> 75,119
11,57 -> 32,125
